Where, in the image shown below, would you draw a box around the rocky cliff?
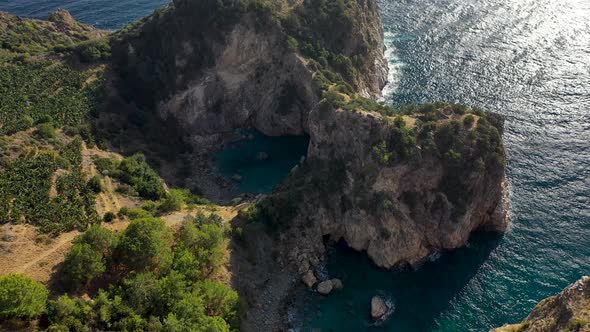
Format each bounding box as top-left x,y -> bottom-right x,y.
106,0 -> 508,286
492,277 -> 590,332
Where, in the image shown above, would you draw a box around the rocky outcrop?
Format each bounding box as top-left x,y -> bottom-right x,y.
316,280 -> 333,295
492,276 -> 590,332
280,103 -> 508,280
108,0 -> 507,290
316,278 -> 344,295
371,296 -> 389,321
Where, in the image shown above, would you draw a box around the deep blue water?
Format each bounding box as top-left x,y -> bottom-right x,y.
2,1 -> 589,331
0,0 -> 168,30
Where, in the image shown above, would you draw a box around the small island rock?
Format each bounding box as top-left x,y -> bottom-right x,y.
371,296 -> 389,321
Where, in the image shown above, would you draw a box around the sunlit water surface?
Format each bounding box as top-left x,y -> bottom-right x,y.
1,0 -> 589,331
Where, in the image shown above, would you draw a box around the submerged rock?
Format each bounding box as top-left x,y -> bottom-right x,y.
371,296 -> 389,321
256,152 -> 268,161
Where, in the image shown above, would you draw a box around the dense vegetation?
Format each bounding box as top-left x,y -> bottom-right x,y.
0,138 -> 99,234
0,11 -> 107,136
95,154 -> 167,200
281,0 -> 361,83
54,214 -> 237,331
0,274 -> 48,320
0,214 -> 237,331
370,103 -> 506,214
0,61 -> 102,135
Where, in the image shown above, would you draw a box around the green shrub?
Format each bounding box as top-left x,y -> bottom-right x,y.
195,280 -> 239,326
35,114 -> 54,125
286,36 -> 299,51
117,154 -> 166,200
36,122 -> 55,139
118,207 -> 153,220
174,216 -> 225,278
103,211 -> 116,222
463,114 -> 475,127
87,175 -> 102,193
72,38 -> 111,63
0,274 -> 48,319
158,190 -> 184,213
46,295 -> 93,331
94,157 -> 120,176
116,184 -> 138,196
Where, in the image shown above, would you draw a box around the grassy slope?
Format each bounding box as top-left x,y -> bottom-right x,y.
0,10 -> 243,331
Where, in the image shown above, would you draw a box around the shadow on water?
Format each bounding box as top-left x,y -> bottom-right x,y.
214,129 -> 310,194
303,231 -> 503,332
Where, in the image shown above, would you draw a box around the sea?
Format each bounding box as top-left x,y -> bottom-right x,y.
1,0 -> 588,331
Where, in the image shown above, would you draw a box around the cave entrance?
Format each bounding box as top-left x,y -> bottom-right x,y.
214,129 -> 310,194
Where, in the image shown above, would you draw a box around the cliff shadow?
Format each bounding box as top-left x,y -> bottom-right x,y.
304,231 -> 504,331
227,217 -> 297,332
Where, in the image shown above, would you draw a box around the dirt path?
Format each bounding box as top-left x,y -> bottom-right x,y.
0,224 -> 79,284
15,232 -> 79,274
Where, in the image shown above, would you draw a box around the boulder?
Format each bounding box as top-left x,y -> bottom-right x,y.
331,278 -> 343,290
371,296 -> 389,321
302,270 -> 317,288
317,280 -> 333,295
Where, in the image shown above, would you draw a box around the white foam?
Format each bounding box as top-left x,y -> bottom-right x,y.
381,31 -> 405,100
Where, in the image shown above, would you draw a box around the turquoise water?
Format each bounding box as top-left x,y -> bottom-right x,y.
214,131 -> 309,194
304,0 -> 590,331
2,1 -> 589,331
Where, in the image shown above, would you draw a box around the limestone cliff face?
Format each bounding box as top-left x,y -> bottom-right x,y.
280,103 -> 508,280
492,277 -> 590,332
110,0 -> 507,285
111,0 -> 388,139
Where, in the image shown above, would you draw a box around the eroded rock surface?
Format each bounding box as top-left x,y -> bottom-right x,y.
492,276 -> 590,332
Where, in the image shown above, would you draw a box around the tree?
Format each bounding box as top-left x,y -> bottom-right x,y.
61,243 -> 105,286
196,280 -> 239,326
122,272 -> 158,315
46,295 -> 92,331
117,154 -> 166,200
75,225 -> 117,255
158,190 -> 184,213
175,218 -> 225,276
117,218 -> 173,274
0,274 -> 48,319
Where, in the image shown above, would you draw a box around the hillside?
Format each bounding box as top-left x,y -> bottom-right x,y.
0,1 -> 509,331
492,277 -> 590,332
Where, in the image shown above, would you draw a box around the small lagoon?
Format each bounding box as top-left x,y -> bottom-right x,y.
214,130 -> 309,194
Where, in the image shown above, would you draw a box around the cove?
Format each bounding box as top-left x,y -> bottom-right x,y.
214,130 -> 310,194
300,233 -> 503,331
